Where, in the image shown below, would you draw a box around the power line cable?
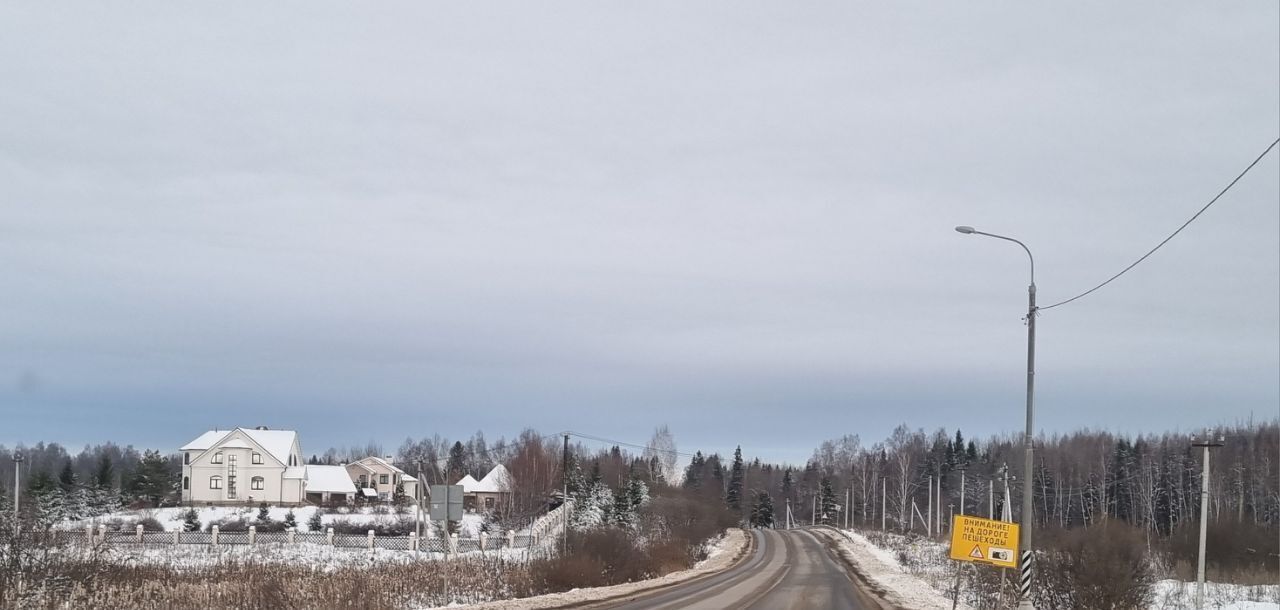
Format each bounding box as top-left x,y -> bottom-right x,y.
1041,137 -> 1280,311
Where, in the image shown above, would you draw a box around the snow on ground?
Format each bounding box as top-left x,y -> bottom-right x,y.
1151,579 -> 1280,610
72,505 -> 496,535
829,529 -> 973,610
838,528 -> 1280,610
81,541 -> 532,570
422,528 -> 750,610
693,531 -> 732,569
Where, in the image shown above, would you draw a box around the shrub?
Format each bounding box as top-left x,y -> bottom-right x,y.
1032,524 -> 1155,610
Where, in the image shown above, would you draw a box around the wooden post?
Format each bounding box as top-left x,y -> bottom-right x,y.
326,527 -> 334,546
211,524 -> 219,547
136,524 -> 144,543
249,525 -> 256,546
367,529 -> 375,550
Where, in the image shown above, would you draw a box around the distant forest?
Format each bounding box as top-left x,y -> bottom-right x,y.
3,420 -> 1276,547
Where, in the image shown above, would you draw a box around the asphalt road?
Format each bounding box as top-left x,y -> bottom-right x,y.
598,528 -> 882,610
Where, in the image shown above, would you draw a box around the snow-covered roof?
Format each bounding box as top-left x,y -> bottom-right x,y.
180,430 -> 225,451
455,474 -> 480,493
218,440 -> 254,450
283,466 -> 305,479
360,488 -> 378,497
240,428 -> 298,465
180,428 -> 298,466
356,456 -> 405,474
472,465 -> 511,493
305,465 -> 357,493
402,474 -> 418,482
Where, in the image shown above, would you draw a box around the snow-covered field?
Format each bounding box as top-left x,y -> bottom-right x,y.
837,528 -> 1280,610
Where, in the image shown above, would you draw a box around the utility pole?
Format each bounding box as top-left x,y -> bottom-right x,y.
927,475 -> 933,538
959,467 -> 967,517
989,479 -> 995,520
812,494 -> 817,526
937,471 -> 943,537
415,460 -> 424,556
562,433 -> 570,556
12,453 -> 22,527
1191,431 -> 1225,610
881,478 -> 886,531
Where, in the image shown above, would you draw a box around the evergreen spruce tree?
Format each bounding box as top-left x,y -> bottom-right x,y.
819,477 -> 838,526
128,450 -> 173,507
284,509 -> 298,529
447,441 -> 467,481
611,486 -> 634,528
94,455 -> 114,489
726,446 -> 745,512
182,507 -> 202,532
393,482 -> 406,506
257,502 -> 271,522
627,475 -> 649,509
750,491 -> 775,528
307,510 -> 324,532
683,451 -> 705,490
780,468 -> 794,501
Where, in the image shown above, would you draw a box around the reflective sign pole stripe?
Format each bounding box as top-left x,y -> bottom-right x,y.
1019,550 -> 1033,597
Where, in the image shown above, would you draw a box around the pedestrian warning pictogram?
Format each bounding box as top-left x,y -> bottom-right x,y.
968,545 -> 983,559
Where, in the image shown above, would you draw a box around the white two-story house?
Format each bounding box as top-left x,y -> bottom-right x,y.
180,427 -> 306,505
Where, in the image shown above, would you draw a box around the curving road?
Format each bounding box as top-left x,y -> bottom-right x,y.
595,528 -> 884,610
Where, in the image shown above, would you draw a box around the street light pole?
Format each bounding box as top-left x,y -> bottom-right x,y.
1190,431 -> 1224,610
956,225 -> 1037,609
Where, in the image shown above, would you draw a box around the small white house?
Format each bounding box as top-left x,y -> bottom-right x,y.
180,427 -> 306,505
456,465 -> 512,512
345,456 -> 419,502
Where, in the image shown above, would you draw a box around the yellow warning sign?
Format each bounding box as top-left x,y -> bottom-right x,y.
949,515 -> 1019,569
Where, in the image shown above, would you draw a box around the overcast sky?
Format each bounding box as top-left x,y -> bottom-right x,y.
1,2 -> 1277,464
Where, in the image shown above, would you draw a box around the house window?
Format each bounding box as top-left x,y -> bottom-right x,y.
184,453 -> 190,465
212,452 -> 224,464
209,476 -> 223,489
183,476 -> 189,490
251,476 -> 264,491
252,452 -> 262,465
485,497 -> 495,509
379,474 -> 389,485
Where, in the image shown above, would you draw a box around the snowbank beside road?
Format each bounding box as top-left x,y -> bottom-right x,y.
429,528 -> 749,610
822,528 -> 972,610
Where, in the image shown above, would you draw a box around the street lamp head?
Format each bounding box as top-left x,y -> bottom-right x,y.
13,453 -> 22,463
955,225 -> 976,234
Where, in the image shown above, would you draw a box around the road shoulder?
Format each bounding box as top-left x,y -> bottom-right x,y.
447,528 -> 752,610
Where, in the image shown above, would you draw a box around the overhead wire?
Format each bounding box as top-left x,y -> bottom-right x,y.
1041,137 -> 1279,311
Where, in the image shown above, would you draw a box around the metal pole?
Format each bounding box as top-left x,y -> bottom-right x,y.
562,433 -> 570,556
960,469 -> 966,516
1019,279 -> 1037,608
989,479 -> 994,520
955,226 -> 1037,608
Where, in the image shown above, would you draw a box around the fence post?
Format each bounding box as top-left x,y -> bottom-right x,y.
173,530 -> 180,545
97,524 -> 107,544
449,533 -> 458,554
410,531 -> 418,553
288,527 -> 296,544
249,525 -> 256,546
479,531 -> 487,552
507,529 -> 515,548
367,529 -> 375,550
212,524 -> 220,547
85,523 -> 94,545
136,524 -> 144,543
327,527 -> 334,546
